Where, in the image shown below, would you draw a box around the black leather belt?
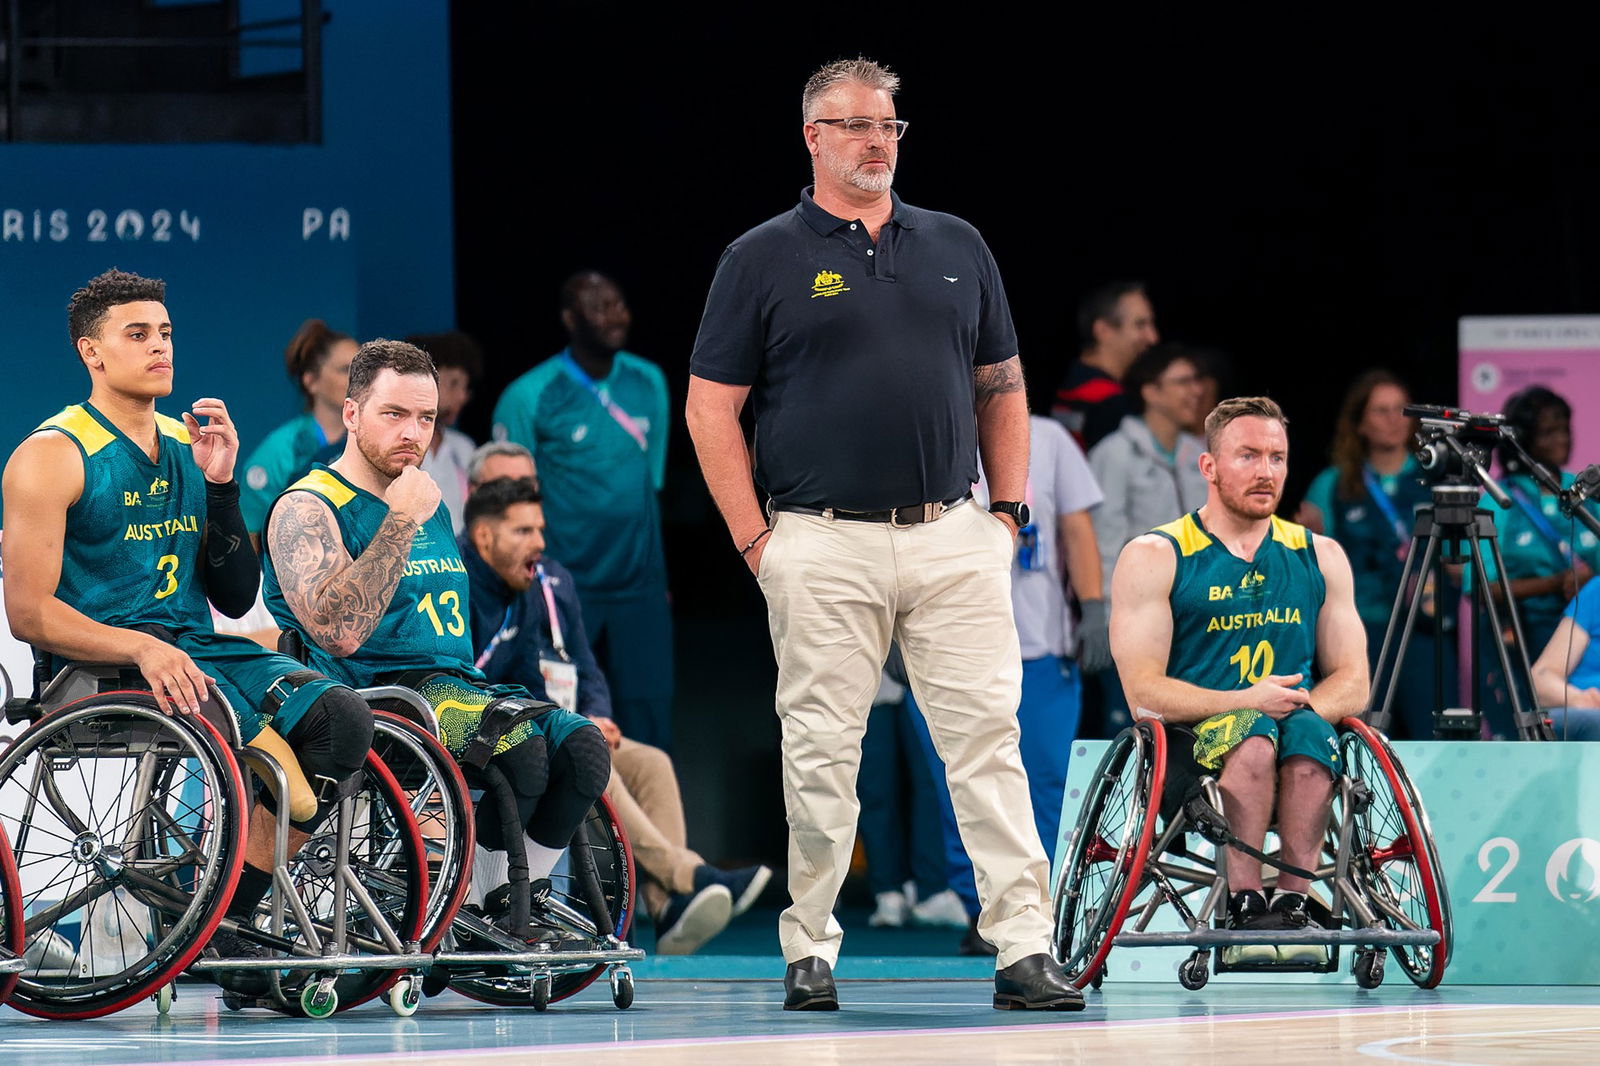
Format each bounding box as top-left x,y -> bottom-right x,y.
775,494 -> 970,527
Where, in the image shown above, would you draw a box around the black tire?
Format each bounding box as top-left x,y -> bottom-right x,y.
370,710 -> 473,951
1338,719 -> 1451,988
450,795 -> 635,1006
1051,720 -> 1165,987
250,750 -> 429,1014
0,696 -> 246,1018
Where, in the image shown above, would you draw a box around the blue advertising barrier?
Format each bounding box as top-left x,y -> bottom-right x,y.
1054,738 -> 1600,985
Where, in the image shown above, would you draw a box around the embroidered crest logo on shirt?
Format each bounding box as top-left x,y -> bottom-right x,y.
811,270 -> 851,299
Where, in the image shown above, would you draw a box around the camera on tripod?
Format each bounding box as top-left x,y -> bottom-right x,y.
1406,404 -> 1507,489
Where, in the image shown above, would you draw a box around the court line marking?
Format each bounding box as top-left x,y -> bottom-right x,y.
99,1002 -> 1600,1066
1357,1023 -> 1600,1065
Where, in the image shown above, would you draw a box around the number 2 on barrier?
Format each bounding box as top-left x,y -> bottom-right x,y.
1230,640 -> 1274,684
1475,837 -> 1519,903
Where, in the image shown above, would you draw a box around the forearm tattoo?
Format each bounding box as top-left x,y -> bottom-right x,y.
269,493 -> 417,654
974,357 -> 1026,404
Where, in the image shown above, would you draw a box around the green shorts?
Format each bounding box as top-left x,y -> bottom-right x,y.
407,673 -> 592,760
1190,706 -> 1340,776
178,630 -> 341,742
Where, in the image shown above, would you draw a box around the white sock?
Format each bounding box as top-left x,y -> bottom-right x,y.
525,837 -> 566,882
471,844 -> 510,905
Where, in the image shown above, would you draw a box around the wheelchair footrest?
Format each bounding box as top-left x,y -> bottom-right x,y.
0,954 -> 26,974
188,951 -> 435,972
1114,928 -> 1439,948
434,944 -> 645,969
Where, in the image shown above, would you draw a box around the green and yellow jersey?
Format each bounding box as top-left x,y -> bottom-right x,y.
1155,511 -> 1324,692
36,403 -> 212,636
262,463 -> 474,687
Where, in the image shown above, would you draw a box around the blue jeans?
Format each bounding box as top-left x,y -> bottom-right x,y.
1546,707 -> 1600,741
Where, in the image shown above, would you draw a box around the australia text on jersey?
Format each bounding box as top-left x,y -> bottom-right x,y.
123,514 -> 200,540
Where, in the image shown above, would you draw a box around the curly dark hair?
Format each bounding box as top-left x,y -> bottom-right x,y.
1500,384 -> 1572,477
346,339 -> 438,404
67,269 -> 166,349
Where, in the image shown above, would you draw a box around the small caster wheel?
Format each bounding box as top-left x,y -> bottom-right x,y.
1178,953 -> 1210,991
153,982 -> 175,1014
389,978 -> 421,1017
611,966 -> 634,1010
301,981 -> 339,1018
222,992 -> 245,1012
1354,950 -> 1385,989
1089,964 -> 1106,991
532,971 -> 552,1012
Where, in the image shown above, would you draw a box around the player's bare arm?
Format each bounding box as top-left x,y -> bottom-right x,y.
974,355 -> 1029,525
2,432 -> 212,713
1306,534 -> 1369,722
268,485 -> 423,657
685,375 -> 770,575
1531,618 -> 1600,709
1110,534 -> 1310,723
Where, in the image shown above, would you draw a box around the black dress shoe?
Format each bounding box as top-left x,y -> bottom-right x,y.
993,953 -> 1086,1011
782,956 -> 839,1011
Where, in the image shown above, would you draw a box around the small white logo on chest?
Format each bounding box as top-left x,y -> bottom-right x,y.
572,425 -> 589,443
943,275 -> 959,283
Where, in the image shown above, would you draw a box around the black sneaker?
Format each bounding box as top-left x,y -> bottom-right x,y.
1222,889 -> 1281,965
1269,891 -> 1328,964
693,864 -> 773,918
202,927 -> 273,997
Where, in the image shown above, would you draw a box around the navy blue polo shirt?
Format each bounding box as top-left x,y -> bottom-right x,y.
689,187 -> 1018,511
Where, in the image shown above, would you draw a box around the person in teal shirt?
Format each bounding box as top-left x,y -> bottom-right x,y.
492,271 -> 675,751
1469,386 -> 1600,736
238,319 -> 357,536
1297,371 -> 1455,739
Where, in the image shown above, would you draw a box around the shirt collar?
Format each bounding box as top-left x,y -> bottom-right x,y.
797,186 -> 918,235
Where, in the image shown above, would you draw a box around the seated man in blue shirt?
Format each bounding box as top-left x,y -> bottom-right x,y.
1530,575 -> 1600,740
461,467 -> 770,953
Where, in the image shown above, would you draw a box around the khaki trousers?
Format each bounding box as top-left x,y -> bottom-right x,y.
606,736 -> 703,919
757,502 -> 1053,969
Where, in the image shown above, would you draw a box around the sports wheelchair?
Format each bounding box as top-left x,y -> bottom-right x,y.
357,681 -> 642,1012
1052,715 -> 1451,992
0,658 -> 433,1019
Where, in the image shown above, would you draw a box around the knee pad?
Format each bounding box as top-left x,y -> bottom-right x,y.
283,685 -> 374,831
476,736 -> 549,850
550,723 -> 611,804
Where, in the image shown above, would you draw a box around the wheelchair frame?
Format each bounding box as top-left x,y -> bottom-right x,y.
1052,716 -> 1452,992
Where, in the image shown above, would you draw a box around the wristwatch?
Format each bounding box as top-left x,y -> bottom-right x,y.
989,501 -> 1030,526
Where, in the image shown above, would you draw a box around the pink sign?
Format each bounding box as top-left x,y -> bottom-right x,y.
1459,316 -> 1600,466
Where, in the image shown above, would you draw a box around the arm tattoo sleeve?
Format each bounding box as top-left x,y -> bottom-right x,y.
973,356 -> 1026,405
269,493 -> 418,656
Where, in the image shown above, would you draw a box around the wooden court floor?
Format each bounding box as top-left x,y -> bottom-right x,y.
0,979 -> 1596,1066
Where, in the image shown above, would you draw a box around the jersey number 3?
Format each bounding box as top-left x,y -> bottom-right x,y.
154,554 -> 180,600
416,591 -> 466,638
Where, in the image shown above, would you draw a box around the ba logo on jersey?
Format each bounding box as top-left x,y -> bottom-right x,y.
810,270 -> 851,299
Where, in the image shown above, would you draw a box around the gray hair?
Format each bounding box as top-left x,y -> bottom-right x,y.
468,440 -> 534,486
802,57 -> 900,121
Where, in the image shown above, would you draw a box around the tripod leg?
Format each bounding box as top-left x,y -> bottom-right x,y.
1479,537 -> 1555,740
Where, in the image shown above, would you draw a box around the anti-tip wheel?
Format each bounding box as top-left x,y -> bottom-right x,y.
389,978 -> 421,1017
611,967 -> 634,1010
1178,954 -> 1210,991
301,982 -> 339,1019
1355,950 -> 1386,990
154,983 -> 175,1015
532,972 -> 552,1012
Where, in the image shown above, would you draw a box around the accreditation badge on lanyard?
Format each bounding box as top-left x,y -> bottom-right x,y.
536,563 -> 580,713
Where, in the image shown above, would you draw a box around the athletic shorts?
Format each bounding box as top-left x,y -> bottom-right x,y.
177,630 -> 341,741
403,672 -> 592,759
1190,706 -> 1340,776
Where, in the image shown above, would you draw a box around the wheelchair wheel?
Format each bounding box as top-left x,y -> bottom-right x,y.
1338,718 -> 1451,988
1051,719 -> 1165,987
0,695 -> 246,1018
370,710 -> 474,950
255,749 -> 429,1014
451,794 -> 635,1007
0,823 -> 28,1006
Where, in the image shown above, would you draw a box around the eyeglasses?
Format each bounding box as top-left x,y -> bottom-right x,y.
811,117 -> 909,141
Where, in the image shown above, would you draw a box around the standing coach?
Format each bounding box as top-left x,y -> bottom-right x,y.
685,56 -> 1082,1013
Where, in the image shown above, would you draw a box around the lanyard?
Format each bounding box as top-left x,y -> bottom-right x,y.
537,563 -> 569,660
474,606 -> 516,671
561,352 -> 648,452
1508,483 -> 1575,568
1361,466 -> 1409,546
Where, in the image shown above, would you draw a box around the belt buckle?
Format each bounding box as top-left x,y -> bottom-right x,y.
890,502 -> 939,529
265,675 -> 295,711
